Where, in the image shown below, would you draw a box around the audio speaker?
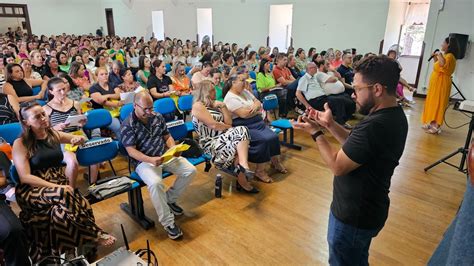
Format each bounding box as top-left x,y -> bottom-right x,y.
449,33 -> 469,59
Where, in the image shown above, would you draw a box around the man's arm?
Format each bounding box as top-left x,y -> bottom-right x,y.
163,134 -> 176,149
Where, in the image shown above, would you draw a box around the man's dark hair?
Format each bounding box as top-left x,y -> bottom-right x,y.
353,55 -> 401,96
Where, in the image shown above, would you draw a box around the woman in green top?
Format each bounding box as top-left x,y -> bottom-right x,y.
136,55 -> 151,88
210,68 -> 224,101
57,51 -> 70,73
256,58 -> 288,117
108,42 -> 125,64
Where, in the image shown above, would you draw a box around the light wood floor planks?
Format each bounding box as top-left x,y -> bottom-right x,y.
17,98 -> 471,265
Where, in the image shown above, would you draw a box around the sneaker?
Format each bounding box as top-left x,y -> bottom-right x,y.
167,202 -> 184,216
343,123 -> 353,130
165,223 -> 183,240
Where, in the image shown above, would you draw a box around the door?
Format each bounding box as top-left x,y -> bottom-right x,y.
105,8 -> 115,36
196,8 -> 213,46
268,4 -> 293,52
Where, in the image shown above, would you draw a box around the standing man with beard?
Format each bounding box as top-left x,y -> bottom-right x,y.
293,55 -> 408,265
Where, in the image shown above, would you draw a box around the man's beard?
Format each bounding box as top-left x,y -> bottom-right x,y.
357,95 -> 375,115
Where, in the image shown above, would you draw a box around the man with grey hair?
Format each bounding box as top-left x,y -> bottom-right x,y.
120,91 -> 197,240
296,62 -> 327,111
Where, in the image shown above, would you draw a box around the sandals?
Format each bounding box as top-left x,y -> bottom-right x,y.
426,126 -> 441,134
271,163 -> 288,174
255,171 -> 274,183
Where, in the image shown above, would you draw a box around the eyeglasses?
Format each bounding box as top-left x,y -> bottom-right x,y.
353,84 -> 375,95
136,103 -> 154,112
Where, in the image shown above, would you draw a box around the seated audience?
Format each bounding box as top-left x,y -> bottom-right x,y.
336,53 -> 355,95
295,48 -> 307,71
21,58 -> 42,80
192,80 -> 257,193
223,73 -> 286,183
42,56 -> 65,80
0,157 -> 30,266
136,55 -> 151,89
43,77 -> 98,186
170,62 -> 191,95
57,51 -> 70,73
116,68 -> 140,93
121,91 -> 197,239
315,60 -> 355,125
256,58 -> 287,118
210,68 -> 224,101
147,59 -> 173,100
191,61 -> 213,87
3,63 -> 46,104
12,102 -> 115,264
69,61 -> 92,91
272,53 -> 299,116
30,50 -> 45,74
0,92 -> 19,125
89,67 -> 123,138
108,61 -> 125,90
330,50 -> 343,69
245,51 -> 259,72
287,54 -> 302,79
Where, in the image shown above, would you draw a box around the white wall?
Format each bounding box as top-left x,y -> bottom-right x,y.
383,0 -> 408,53
417,0 -> 473,100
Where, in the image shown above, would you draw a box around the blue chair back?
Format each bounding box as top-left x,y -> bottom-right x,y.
165,63 -> 172,73
120,103 -> 134,122
251,83 -> 259,98
249,71 -> 257,80
167,120 -> 187,141
83,109 -> 112,130
0,122 -> 22,145
32,86 -> 48,101
76,139 -> 119,166
9,165 -> 20,186
154,98 -> 176,115
185,66 -> 192,75
177,95 -> 193,112
262,94 -> 279,111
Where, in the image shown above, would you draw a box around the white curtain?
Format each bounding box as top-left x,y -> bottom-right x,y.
404,2 -> 430,25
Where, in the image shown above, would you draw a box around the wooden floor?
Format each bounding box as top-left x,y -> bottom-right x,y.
19,98 -> 472,265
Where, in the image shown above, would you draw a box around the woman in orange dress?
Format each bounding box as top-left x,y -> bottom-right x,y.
421,37 -> 459,134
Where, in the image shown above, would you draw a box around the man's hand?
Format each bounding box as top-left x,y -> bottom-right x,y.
309,103 -> 335,129
149,156 -> 163,167
292,115 -> 320,134
71,136 -> 86,146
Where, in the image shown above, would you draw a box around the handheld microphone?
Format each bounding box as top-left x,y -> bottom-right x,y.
428,49 -> 440,62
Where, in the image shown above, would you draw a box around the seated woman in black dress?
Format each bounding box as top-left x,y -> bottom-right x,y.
12,102 -> 115,264
41,56 -> 65,81
223,73 -> 287,183
3,63 -> 46,104
0,92 -> 20,125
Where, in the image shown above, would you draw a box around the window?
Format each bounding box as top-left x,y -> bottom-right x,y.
398,3 -> 430,57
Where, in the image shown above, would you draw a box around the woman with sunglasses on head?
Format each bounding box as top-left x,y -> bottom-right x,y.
12,102 -> 116,264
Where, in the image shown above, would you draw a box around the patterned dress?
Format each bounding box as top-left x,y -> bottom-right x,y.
192,107 -> 250,169
15,139 -> 104,264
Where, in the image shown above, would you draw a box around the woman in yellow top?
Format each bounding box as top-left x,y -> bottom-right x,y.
421,37 -> 459,134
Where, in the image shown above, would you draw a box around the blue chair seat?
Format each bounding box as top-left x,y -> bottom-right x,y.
130,170 -> 172,183
185,121 -> 194,132
270,127 -> 282,135
271,119 -> 292,130
0,122 -> 22,145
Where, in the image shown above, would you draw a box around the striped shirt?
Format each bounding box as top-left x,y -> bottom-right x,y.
47,102 -> 80,133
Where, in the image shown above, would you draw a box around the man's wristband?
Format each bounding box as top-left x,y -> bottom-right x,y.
311,130 -> 324,141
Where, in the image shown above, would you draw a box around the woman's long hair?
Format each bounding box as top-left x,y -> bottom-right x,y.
150,59 -> 163,76
222,74 -> 239,98
19,102 -> 60,158
192,80 -> 214,107
445,37 -> 460,59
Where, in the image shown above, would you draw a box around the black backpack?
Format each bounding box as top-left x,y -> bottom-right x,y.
180,138 -> 203,158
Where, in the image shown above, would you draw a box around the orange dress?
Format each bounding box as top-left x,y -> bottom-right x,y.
421,53 -> 456,126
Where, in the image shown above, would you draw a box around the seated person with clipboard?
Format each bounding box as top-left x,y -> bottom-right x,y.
43,77 -> 100,186
120,90 -> 197,240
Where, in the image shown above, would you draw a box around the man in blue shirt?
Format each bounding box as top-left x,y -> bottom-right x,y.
121,91 -> 196,240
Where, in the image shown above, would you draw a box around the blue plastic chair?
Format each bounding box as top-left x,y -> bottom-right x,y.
120,103 -> 134,122
177,95 -> 195,133
154,98 -> 176,117
249,71 -> 257,80
262,94 -> 301,150
32,86 -> 48,101
167,120 -> 188,141
76,138 -> 119,183
165,63 -> 172,73
0,122 -> 22,145
9,164 -> 20,186
185,66 -> 192,75
83,109 -> 112,131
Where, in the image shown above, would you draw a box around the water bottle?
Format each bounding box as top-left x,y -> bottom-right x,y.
215,174 -> 222,198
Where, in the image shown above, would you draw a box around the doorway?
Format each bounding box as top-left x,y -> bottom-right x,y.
196,8 -> 213,46
105,8 -> 115,36
268,4 -> 293,53
151,10 -> 165,40
0,4 -> 32,38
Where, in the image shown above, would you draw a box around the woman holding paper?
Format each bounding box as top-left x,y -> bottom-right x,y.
256,58 -> 287,118
43,77 -> 99,186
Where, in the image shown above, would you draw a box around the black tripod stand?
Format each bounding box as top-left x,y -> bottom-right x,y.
424,79 -> 470,173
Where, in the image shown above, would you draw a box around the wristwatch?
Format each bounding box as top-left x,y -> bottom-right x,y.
311,130 -> 324,141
